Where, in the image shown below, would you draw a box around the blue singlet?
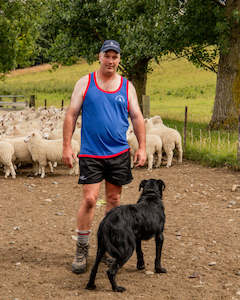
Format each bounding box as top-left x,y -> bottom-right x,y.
79,72 -> 130,158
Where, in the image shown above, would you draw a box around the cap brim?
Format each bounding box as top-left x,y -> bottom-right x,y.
101,46 -> 120,53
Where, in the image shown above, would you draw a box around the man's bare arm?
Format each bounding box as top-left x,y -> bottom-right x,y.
62,75 -> 89,167
128,81 -> 146,167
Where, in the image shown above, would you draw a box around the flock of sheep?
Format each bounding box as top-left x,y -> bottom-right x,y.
128,115 -> 183,170
0,107 -> 183,179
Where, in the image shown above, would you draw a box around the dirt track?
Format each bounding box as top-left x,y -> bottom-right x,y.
0,161 -> 240,300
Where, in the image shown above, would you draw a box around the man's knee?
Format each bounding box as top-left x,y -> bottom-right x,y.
106,192 -> 120,207
83,194 -> 98,210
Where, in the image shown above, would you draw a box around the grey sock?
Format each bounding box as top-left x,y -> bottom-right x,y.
76,230 -> 91,245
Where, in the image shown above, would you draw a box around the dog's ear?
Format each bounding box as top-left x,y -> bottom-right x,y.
139,180 -> 147,191
158,179 -> 165,191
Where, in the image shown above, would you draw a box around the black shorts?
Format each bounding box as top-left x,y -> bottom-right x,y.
78,151 -> 133,186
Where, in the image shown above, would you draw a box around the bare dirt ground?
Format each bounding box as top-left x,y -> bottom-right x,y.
1,160 -> 240,300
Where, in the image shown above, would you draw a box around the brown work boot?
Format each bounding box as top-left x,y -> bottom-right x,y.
72,243 -> 89,274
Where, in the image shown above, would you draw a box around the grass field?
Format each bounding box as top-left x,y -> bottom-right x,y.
1,56 -> 239,169
148,57 -> 216,123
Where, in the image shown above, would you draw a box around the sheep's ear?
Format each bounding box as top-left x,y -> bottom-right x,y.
139,180 -> 147,191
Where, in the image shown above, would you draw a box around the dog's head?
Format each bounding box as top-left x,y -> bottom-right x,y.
139,179 -> 165,197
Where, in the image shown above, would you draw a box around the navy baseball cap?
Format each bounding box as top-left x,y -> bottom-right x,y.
100,40 -> 121,53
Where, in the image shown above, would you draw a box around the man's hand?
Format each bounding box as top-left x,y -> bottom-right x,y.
134,148 -> 146,167
62,146 -> 76,168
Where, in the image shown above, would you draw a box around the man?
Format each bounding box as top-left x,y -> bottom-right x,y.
62,39 -> 146,274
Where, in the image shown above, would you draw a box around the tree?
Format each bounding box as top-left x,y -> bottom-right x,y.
164,0 -> 240,129
46,0 -> 171,109
47,0 -> 240,128
0,0 -> 42,75
0,0 -> 18,74
209,0 -> 240,129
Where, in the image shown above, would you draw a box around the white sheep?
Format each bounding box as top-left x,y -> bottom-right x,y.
149,115 -> 163,125
24,131 -> 79,178
1,136 -> 42,175
145,118 -> 183,168
127,129 -> 162,170
0,141 -> 16,178
2,136 -> 33,164
42,127 -> 81,143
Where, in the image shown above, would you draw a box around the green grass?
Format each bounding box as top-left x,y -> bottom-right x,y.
0,61 -> 97,107
163,119 -> 239,169
0,56 -> 239,169
147,57 -> 216,123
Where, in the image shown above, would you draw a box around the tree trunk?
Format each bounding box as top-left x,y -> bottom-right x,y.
209,1 -> 240,130
128,58 -> 150,113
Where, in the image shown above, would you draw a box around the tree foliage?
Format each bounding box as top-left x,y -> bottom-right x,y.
1,0 -> 239,127
161,0 -> 230,73
0,0 -> 42,75
44,1 -> 178,105
45,0 -> 233,109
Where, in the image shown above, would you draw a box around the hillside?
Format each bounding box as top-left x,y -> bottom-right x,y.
0,57 -> 216,122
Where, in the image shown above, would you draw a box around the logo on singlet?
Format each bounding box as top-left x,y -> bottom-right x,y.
115,95 -> 125,103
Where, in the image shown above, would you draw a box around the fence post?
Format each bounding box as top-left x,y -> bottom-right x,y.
29,95 -> 35,108
184,106 -> 188,150
61,99 -> 64,111
44,99 -> 47,110
142,95 -> 150,118
237,108 -> 240,163
13,96 -> 17,109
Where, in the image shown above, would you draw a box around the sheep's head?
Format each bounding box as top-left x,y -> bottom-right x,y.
151,115 -> 163,125
126,128 -> 134,139
144,118 -> 153,132
24,131 -> 41,143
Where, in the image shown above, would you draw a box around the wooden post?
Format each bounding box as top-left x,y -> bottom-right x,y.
200,129 -> 202,149
61,99 -> 64,111
208,130 -> 211,149
142,95 -> 150,118
237,108 -> 240,163
217,131 -> 221,151
227,131 -> 230,150
184,106 -> 188,150
44,99 -> 47,109
13,96 -> 17,109
29,95 -> 35,108
191,127 -> 193,144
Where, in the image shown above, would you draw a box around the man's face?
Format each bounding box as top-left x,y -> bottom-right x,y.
99,50 -> 120,75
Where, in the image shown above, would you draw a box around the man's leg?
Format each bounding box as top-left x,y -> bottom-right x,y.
72,182 -> 101,274
105,181 -> 122,213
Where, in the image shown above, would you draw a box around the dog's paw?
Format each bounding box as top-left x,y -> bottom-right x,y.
137,263 -> 145,270
155,267 -> 167,274
85,283 -> 96,290
113,286 -> 126,293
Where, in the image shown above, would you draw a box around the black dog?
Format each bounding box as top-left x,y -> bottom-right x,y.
86,178 -> 167,292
